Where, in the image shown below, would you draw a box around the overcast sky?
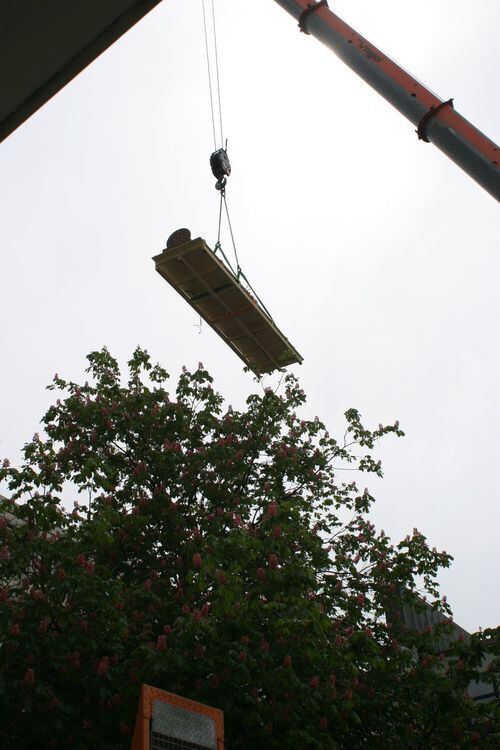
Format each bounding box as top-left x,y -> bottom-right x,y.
0,0 -> 499,632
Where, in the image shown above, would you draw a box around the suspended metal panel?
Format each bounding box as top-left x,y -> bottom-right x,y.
153,237 -> 303,374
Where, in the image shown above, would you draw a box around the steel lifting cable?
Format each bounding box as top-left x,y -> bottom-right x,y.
211,0 -> 224,148
202,0 -> 225,151
221,190 -> 241,273
202,0 -> 276,324
215,188 -> 275,321
203,0 -> 237,268
215,193 -> 237,274
201,0 -> 217,151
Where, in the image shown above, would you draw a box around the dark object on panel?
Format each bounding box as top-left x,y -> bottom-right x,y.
166,228 -> 191,250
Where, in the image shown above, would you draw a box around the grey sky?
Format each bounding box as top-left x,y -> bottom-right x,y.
0,0 -> 499,632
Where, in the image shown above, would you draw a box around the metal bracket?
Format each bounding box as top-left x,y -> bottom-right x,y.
298,0 -> 329,34
416,98 -> 454,143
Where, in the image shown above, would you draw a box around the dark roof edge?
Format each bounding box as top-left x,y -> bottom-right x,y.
0,0 -> 164,143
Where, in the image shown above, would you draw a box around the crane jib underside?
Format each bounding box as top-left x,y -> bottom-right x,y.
273,0 -> 500,200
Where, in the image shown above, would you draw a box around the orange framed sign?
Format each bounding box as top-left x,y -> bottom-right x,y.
131,684 -> 224,750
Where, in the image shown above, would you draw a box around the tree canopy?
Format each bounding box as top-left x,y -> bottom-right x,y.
0,348 -> 498,749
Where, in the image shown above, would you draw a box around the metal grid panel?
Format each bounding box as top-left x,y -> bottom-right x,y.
152,700 -> 216,750
151,731 -> 213,750
153,238 -> 302,374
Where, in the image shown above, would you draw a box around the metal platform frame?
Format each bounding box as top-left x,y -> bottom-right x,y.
153,237 -> 302,374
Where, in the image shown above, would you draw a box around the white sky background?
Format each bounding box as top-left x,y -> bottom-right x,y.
0,0 -> 499,632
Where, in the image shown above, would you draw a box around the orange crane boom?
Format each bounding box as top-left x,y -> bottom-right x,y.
273,0 -> 500,200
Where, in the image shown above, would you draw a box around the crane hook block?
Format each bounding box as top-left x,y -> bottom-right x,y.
210,148 -> 231,191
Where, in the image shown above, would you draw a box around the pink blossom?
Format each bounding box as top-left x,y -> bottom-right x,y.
192,608 -> 202,622
256,567 -> 266,582
0,545 -> 10,560
23,668 -> 35,686
156,635 -> 167,651
267,501 -> 278,517
310,675 -> 320,689
238,651 -> 247,662
57,568 -> 66,582
216,570 -> 227,585
268,554 -> 278,570
97,657 -> 109,675
283,655 -> 292,668
193,553 -> 202,569
260,640 -> 270,653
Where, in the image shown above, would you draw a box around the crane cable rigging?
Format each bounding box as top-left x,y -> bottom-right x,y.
201,0 -> 223,152
201,0 -> 274,321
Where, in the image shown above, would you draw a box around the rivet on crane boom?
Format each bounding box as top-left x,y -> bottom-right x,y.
273,0 -> 500,201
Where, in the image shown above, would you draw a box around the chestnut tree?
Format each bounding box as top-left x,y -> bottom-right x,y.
0,348 -> 498,749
